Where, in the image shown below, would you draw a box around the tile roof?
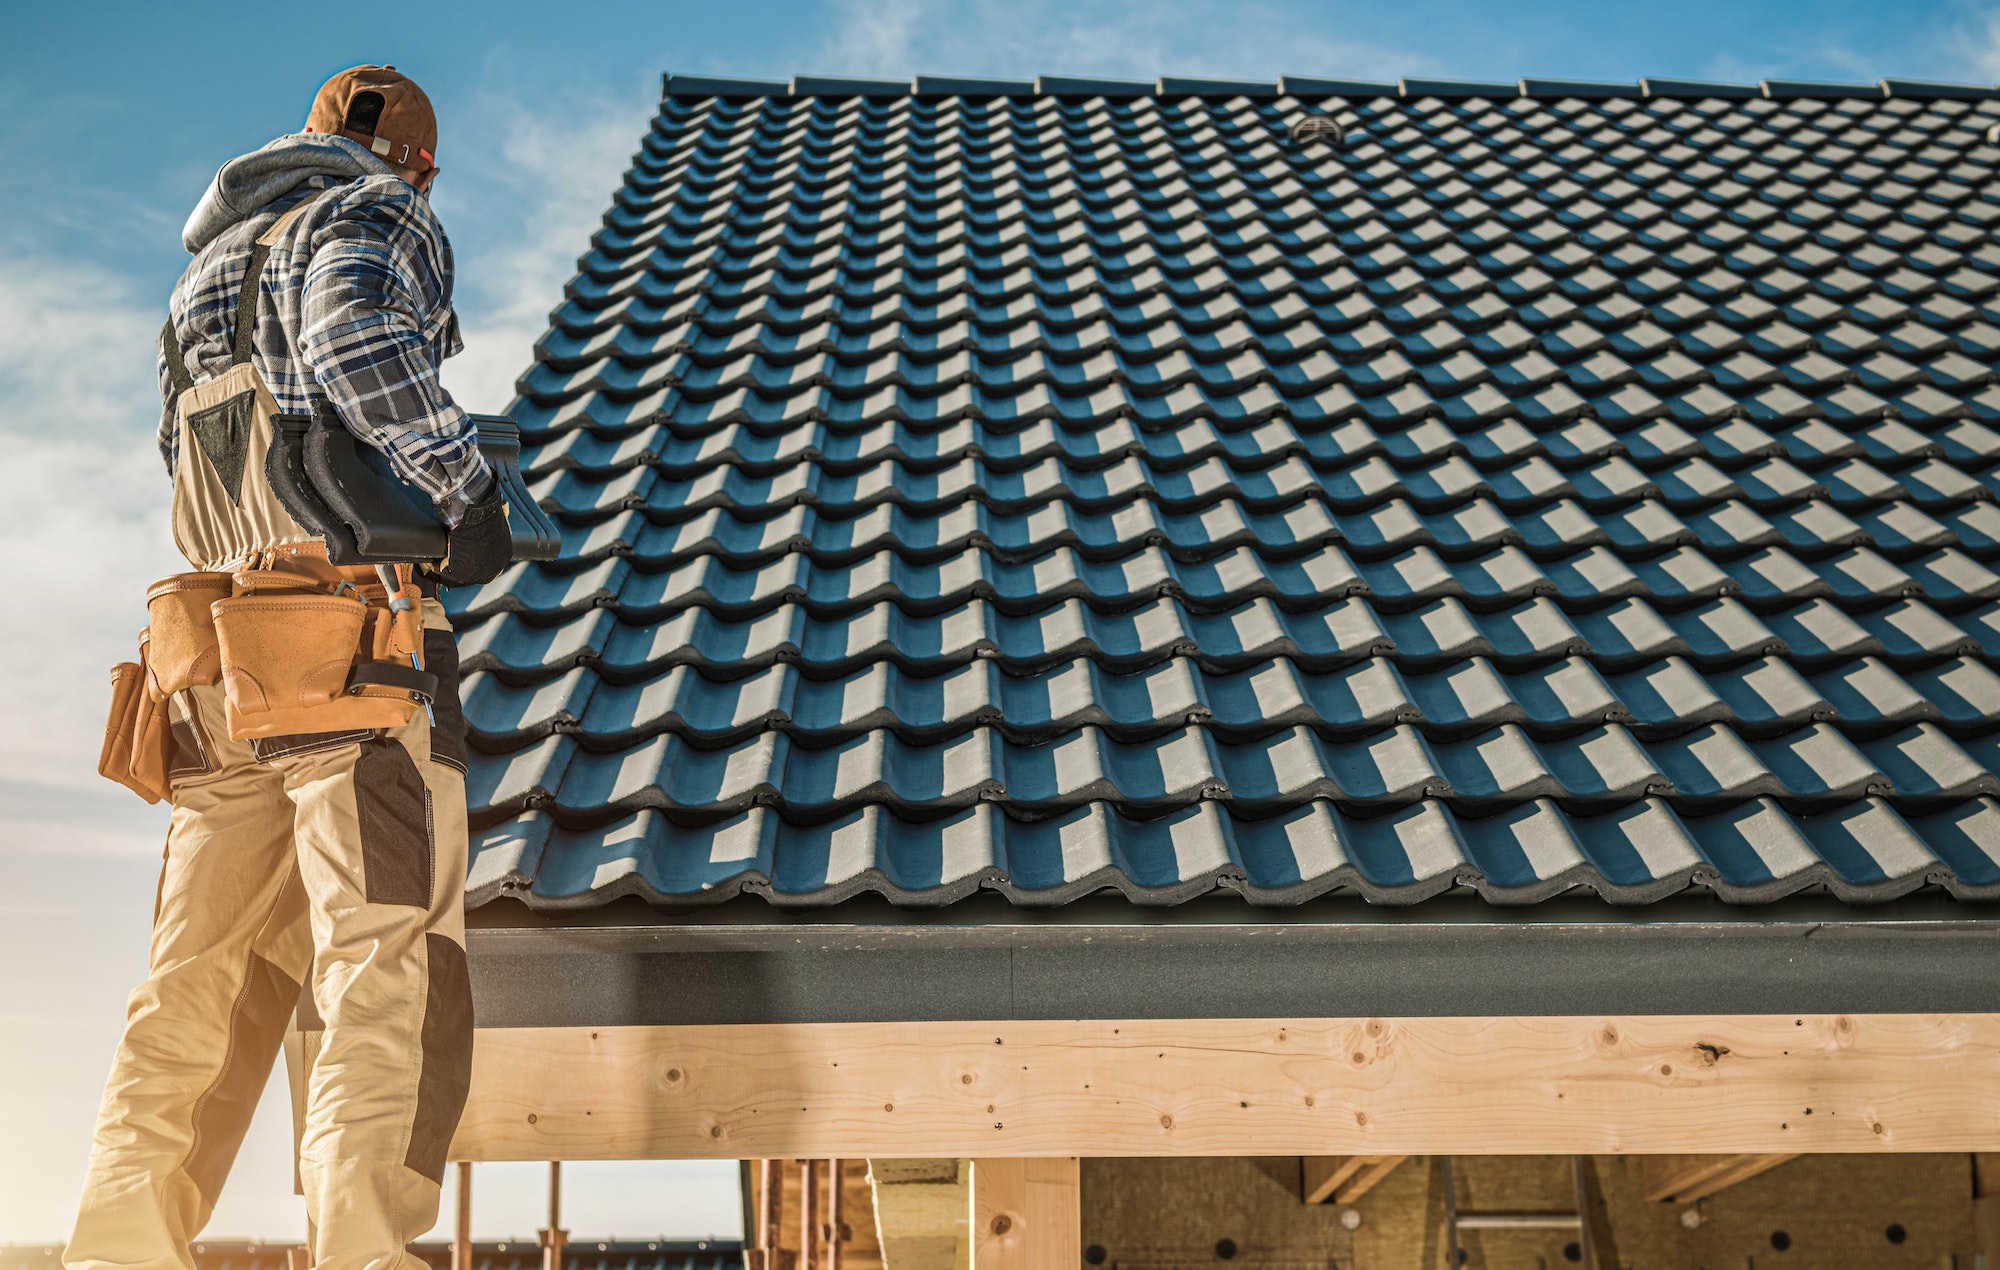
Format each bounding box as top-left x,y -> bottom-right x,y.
457,72 -> 2000,912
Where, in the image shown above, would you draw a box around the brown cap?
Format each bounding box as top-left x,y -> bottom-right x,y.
307,65 -> 437,172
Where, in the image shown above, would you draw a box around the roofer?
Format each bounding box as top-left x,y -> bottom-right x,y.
73,66 -> 511,1270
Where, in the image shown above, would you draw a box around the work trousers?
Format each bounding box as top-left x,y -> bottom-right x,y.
68,620 -> 473,1270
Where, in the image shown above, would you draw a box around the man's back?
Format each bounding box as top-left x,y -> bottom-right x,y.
71,66 -> 504,1270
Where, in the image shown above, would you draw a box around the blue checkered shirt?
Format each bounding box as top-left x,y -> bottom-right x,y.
158,174 -> 492,522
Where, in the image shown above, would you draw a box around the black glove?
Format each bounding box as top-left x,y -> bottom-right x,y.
433,483 -> 511,587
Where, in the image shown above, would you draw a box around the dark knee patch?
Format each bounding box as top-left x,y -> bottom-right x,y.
166,707 -> 212,781
356,738 -> 433,907
405,933 -> 473,1183
185,953 -> 299,1204
423,629 -> 467,774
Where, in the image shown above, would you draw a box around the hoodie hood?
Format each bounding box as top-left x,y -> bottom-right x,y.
182,132 -> 394,253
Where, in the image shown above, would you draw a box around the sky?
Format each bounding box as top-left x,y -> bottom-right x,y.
3,0 -> 1999,1249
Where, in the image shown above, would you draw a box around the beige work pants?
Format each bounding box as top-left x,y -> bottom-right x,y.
67,621 -> 473,1270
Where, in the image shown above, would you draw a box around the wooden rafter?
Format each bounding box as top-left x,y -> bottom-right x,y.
1641,1154 -> 1800,1202
1302,1155 -> 1410,1204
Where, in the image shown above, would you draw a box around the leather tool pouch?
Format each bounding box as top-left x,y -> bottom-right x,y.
98,634 -> 171,804
144,572 -> 230,694
211,571 -> 428,741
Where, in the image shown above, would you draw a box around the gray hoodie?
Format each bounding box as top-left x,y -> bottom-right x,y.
182,132 -> 394,253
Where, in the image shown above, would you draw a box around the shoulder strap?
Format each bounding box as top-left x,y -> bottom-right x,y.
160,318 -> 195,402
229,188 -> 334,368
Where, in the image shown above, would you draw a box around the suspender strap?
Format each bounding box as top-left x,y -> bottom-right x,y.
233,189 -> 333,367
160,318 -> 195,401
163,187 -> 333,388
229,241 -> 271,367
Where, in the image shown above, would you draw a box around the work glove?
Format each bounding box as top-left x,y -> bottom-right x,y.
432,484 -> 511,587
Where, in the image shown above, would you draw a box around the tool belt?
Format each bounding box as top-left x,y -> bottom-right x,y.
98,556 -> 438,802
108,186 -> 554,801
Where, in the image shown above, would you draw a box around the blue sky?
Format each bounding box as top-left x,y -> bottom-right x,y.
2,0 -> 1998,1247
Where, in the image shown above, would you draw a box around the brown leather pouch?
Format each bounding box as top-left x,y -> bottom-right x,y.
212,584 -> 418,740
99,634 -> 170,804
144,572 -> 230,694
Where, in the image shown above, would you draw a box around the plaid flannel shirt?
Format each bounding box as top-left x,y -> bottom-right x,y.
158,173 -> 492,522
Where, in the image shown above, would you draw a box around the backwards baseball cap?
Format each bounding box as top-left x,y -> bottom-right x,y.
307,64 -> 437,172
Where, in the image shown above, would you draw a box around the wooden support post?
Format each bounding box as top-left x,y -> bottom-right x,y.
1302,1155 -> 1409,1204
745,1160 -> 795,1270
454,1161 -> 473,1270
759,1159 -> 781,1250
539,1161 -> 567,1270
801,1159 -> 821,1270
826,1160 -> 844,1270
969,1159 -> 1080,1270
1641,1154 -> 1799,1203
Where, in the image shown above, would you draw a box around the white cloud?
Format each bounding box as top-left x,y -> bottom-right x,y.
434,88 -> 653,414
1946,9 -> 2000,82
810,0 -> 1433,83
0,255 -> 184,848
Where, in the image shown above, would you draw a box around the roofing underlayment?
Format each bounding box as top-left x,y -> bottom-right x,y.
455,73 -> 2000,912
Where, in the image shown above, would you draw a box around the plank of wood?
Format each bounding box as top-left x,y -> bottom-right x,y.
448,1015 -> 2000,1160
1346,1155 -> 1408,1201
1976,1152 -> 2000,1199
1641,1154 -> 1800,1202
1302,1156 -> 1366,1204
1301,1155 -> 1409,1204
969,1159 -> 1079,1270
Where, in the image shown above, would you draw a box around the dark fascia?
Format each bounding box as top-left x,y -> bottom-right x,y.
1879,78 -> 2000,100
466,885 -> 2000,935
790,75 -> 909,98
661,73 -> 790,99
1398,77 -> 1518,99
1639,78 -> 1760,99
657,70 -> 1984,105
463,889 -> 2000,1027
912,74 -> 1036,98
1761,79 -> 1886,100
1518,78 -> 1642,99
1035,74 -> 1154,98
1156,76 -> 1279,98
1279,76 -> 1399,98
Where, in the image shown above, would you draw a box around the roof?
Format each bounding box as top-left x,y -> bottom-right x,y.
454,72 -> 2000,915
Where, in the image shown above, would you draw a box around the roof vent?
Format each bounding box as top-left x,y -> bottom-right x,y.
1288,115 -> 1347,146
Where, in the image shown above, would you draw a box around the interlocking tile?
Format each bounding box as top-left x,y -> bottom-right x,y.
461,76 -> 2000,910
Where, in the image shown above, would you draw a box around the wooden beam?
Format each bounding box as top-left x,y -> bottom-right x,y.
449,1015 -> 2000,1160
1302,1155 -> 1410,1204
1641,1154 -> 1800,1202
969,1159 -> 1080,1270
